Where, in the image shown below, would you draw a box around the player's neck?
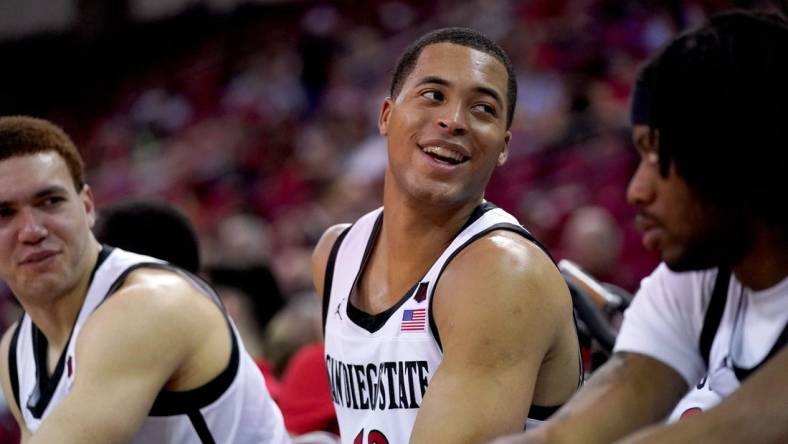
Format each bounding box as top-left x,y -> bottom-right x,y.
23,241 -> 101,349
382,186 -> 481,251
733,226 -> 788,291
364,184 -> 482,310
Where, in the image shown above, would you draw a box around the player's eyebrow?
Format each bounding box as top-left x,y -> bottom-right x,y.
33,185 -> 69,199
415,75 -> 504,109
415,75 -> 450,89
0,185 -> 69,207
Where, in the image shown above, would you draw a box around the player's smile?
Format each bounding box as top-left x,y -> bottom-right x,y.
416,139 -> 471,176
18,249 -> 60,268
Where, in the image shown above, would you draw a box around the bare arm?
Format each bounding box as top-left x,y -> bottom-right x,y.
409,232 -> 576,444
492,352 -> 687,444
0,323 -> 32,443
615,347 -> 788,444
28,271 -> 231,444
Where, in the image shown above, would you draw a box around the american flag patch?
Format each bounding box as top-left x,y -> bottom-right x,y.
401,308 -> 427,332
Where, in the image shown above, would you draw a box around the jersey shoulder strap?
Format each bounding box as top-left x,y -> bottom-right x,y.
700,268 -> 731,368
321,226 -> 351,335
7,316 -> 24,413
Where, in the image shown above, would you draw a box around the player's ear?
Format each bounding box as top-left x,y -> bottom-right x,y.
498,131 -> 511,166
81,184 -> 97,228
379,97 -> 393,136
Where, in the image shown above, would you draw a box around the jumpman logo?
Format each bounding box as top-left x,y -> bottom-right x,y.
335,298 -> 344,320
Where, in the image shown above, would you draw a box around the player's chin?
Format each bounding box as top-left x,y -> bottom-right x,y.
662,245 -> 720,272
408,179 -> 465,205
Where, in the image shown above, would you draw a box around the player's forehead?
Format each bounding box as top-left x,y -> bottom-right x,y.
0,152 -> 74,202
405,42 -> 508,98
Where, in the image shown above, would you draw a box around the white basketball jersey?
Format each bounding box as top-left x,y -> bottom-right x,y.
323,204 -> 567,444
9,246 -> 289,444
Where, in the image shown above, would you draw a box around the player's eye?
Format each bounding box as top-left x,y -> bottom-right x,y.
473,103 -> 497,116
40,196 -> 66,208
422,90 -> 444,102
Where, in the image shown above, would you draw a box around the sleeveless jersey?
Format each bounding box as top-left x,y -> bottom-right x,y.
323,204 -> 573,444
8,246 -> 289,444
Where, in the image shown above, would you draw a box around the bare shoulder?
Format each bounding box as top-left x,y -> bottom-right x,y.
312,223 -> 352,299
79,267 -> 224,359
434,230 -> 571,359
70,266 -> 230,396
107,267 -> 215,319
439,229 -> 570,314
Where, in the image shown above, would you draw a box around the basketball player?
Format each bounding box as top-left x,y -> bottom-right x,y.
312,28 -> 581,444
0,116 -> 289,443
494,11 -> 788,443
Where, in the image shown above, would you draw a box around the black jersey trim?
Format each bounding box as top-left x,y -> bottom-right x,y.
99,261 -> 239,417
346,283 -> 420,333
149,323 -> 239,416
699,267 -> 787,381
700,268 -> 731,368
188,410 -> 217,444
732,317 -> 788,381
322,226 -> 351,336
103,262 -> 225,310
344,212 -> 416,334
25,246 -> 112,419
8,316 -> 23,413
527,403 -> 561,420
344,204 -> 503,334
458,201 -> 497,232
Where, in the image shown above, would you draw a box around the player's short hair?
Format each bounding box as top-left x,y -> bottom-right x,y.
635,10 -> 788,234
95,199 -> 201,273
389,27 -> 517,129
0,116 -> 86,191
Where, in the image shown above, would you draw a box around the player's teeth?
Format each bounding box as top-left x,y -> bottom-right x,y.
422,146 -> 464,162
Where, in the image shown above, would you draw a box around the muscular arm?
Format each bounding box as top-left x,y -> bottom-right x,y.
616,347 -> 788,444
0,323 -> 31,443
409,231 -> 577,444
28,271 -> 231,444
492,352 -> 687,444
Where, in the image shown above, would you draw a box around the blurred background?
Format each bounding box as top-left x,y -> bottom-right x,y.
0,0 -> 785,440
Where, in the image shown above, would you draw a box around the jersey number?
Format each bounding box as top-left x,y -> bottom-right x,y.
354,429 -> 388,444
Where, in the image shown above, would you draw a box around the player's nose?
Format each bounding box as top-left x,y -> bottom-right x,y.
17,208 -> 48,244
626,162 -> 657,208
437,102 -> 469,136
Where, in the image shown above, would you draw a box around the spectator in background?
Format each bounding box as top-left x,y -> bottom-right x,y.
262,296 -> 337,436
560,205 -> 624,285
208,265 -> 285,352
94,198 -> 201,273
206,212 -> 286,355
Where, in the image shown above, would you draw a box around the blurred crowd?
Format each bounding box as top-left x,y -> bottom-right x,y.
0,0 -> 781,439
